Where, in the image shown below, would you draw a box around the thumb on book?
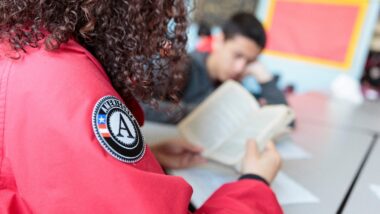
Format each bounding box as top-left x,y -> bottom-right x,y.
245,139 -> 260,157
262,141 -> 277,153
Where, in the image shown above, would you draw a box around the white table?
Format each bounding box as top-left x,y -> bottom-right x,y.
343,138 -> 380,214
281,121 -> 374,214
141,120 -> 374,213
288,92 -> 380,133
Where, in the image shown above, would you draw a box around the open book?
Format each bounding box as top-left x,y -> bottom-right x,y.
142,123 -> 318,208
141,121 -> 319,208
177,80 -> 295,170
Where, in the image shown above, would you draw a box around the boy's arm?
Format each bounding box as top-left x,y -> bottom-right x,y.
244,61 -> 288,105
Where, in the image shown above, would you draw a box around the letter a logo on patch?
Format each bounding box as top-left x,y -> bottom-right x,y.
92,96 -> 145,163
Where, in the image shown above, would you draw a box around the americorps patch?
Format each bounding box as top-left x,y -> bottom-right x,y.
92,95 -> 145,163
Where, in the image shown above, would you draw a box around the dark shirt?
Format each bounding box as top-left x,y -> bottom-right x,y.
142,51 -> 288,124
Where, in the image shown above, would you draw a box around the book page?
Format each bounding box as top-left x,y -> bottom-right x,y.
207,105 -> 294,166
178,80 -> 260,155
247,105 -> 294,150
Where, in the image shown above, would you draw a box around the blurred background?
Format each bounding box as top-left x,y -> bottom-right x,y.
185,0 -> 380,103
142,2 -> 380,213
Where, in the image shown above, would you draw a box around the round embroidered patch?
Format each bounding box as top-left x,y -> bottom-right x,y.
92,96 -> 145,163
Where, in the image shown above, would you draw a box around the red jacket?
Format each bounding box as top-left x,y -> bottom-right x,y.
0,39 -> 282,213
195,36 -> 213,53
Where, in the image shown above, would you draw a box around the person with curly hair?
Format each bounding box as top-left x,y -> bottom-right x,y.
0,1 -> 282,213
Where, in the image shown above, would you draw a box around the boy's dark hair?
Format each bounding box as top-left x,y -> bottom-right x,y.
198,22 -> 211,37
222,12 -> 266,48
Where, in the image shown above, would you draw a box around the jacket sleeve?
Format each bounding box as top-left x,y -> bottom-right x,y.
0,190 -> 32,214
259,78 -> 288,106
2,48 -> 194,214
195,179 -> 283,214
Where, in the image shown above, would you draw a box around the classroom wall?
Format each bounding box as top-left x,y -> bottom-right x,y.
256,0 -> 380,93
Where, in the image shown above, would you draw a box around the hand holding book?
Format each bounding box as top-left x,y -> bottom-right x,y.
150,138 -> 207,169
177,80 -> 295,172
242,140 -> 281,183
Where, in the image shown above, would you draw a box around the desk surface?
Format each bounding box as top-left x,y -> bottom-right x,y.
281,121 -> 373,214
343,138 -> 380,214
288,93 -> 380,133
141,120 -> 374,214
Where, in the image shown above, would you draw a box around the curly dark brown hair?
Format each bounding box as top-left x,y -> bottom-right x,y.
0,0 -> 188,103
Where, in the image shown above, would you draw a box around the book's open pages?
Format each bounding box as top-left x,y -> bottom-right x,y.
213,105 -> 294,166
178,80 -> 295,168
178,81 -> 259,156
141,122 -> 318,208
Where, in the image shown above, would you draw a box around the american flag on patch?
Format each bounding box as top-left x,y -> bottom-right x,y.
97,114 -> 110,137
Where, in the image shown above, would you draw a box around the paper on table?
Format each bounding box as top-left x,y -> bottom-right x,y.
369,184 -> 380,200
271,172 -> 319,205
171,163 -> 319,208
275,135 -> 312,160
172,163 -> 236,208
143,122 -> 318,205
